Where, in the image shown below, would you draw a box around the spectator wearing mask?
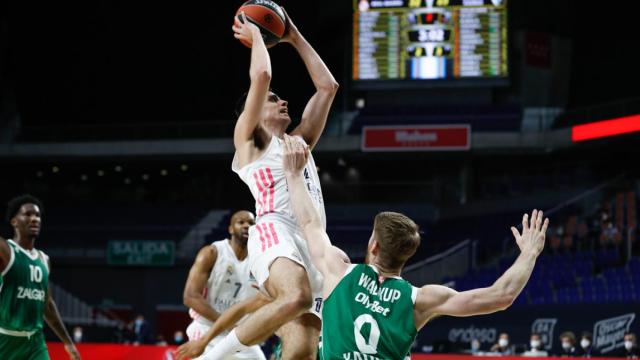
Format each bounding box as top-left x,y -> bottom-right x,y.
490,332 -> 513,355
131,314 -> 152,345
173,330 -> 185,345
615,333 -> 639,358
557,331 -> 578,357
523,333 -> 549,357
72,326 -> 84,343
469,338 -> 482,355
577,332 -> 599,358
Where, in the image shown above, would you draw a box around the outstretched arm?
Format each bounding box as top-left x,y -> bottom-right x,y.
414,210 -> 548,329
282,135 -> 348,291
44,260 -> 81,360
233,12 -> 272,152
183,246 -> 220,323
176,293 -> 272,360
283,10 -> 339,149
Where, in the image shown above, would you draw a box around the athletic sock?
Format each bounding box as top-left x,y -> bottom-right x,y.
202,329 -> 249,360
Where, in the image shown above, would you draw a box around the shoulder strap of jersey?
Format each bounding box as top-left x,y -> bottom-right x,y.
211,239 -> 230,258
38,250 -> 50,272
232,136 -> 279,174
344,263 -> 358,277
411,286 -> 419,305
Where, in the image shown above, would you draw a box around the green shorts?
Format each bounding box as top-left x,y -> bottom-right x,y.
0,330 -> 49,360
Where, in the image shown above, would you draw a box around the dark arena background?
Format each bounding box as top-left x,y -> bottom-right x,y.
1,0 -> 640,359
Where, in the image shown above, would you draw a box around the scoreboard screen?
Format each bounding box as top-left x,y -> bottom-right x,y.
353,0 -> 508,86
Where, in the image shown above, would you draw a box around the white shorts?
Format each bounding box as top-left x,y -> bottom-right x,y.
247,219 -> 324,318
186,321 -> 266,360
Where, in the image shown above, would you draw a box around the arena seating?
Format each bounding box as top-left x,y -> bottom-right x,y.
447,252 -> 640,305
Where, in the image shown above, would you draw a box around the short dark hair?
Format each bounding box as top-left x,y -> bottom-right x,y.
234,89 -> 280,119
581,332 -> 593,341
373,212 -> 420,270
6,194 -> 44,222
560,331 -> 576,342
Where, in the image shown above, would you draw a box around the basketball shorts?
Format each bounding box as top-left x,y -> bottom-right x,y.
0,330 -> 49,360
247,220 -> 324,318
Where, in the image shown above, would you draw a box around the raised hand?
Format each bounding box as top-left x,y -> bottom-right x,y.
232,12 -> 262,47
279,7 -> 300,43
282,135 -> 309,176
510,209 -> 548,257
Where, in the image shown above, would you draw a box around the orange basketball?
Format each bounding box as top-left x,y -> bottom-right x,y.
235,0 -> 287,48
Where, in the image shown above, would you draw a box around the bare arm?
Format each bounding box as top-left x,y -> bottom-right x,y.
233,12 -> 272,152
282,135 -> 348,290
176,293 -> 272,360
414,210 -> 548,329
283,11 -> 339,149
44,259 -> 80,360
0,237 -> 9,273
183,246 -> 220,323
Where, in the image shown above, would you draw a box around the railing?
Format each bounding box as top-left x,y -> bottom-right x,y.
402,239 -> 476,285
50,283 -> 119,327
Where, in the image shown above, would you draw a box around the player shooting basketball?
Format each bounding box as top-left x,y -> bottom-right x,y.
205,5 -> 339,360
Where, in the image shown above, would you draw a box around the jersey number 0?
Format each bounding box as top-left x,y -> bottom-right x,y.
354,314 -> 380,354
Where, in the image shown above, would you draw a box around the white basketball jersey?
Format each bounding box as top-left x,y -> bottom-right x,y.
189,239 -> 254,327
232,135 -> 326,229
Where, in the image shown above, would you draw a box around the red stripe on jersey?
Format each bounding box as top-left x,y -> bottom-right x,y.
261,223 -> 273,249
262,223 -> 274,247
258,169 -> 272,214
252,171 -> 265,216
256,223 -> 267,252
268,222 -> 280,245
265,167 -> 276,213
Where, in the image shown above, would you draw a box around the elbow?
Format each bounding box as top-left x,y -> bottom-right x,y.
250,69 -> 272,84
182,293 -> 194,308
318,80 -> 339,94
495,294 -> 516,311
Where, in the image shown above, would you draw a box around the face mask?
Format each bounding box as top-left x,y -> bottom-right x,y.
530,340 -> 541,349
580,339 -> 590,349
625,341 -> 634,350
175,335 -> 183,343
73,331 -> 82,343
499,339 -> 509,347
562,342 -> 571,350
471,341 -> 480,351
135,319 -> 143,326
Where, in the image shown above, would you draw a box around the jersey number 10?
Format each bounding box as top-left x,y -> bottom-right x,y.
29,265 -> 43,283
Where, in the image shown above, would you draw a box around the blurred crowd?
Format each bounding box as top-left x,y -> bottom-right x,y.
467,331 -> 638,358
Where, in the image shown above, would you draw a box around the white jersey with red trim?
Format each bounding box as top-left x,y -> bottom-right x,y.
232,135 -> 326,229
188,239 -> 255,327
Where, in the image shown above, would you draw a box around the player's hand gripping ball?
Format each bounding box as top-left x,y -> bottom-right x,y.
234,0 -> 287,48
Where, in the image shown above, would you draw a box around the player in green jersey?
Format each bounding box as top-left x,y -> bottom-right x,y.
281,135 -> 549,360
177,136 -> 549,360
0,195 -> 80,360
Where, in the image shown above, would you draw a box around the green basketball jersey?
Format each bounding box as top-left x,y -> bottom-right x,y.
321,264 -> 417,360
0,240 -> 49,334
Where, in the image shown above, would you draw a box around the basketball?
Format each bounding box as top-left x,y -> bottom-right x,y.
235,0 -> 287,48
